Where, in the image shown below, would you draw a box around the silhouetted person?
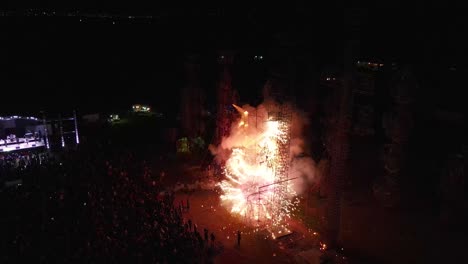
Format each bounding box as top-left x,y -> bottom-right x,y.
186,198 -> 190,211
210,233 -> 215,247
196,231 -> 204,249
237,230 -> 241,247
188,219 -> 192,231
204,228 -> 208,242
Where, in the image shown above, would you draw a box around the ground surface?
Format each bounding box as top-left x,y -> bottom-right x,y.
175,190 -> 323,264
160,163 -> 323,263
159,159 -> 468,264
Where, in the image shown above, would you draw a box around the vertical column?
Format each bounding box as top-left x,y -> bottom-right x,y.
216,51 -> 235,145
59,114 -> 65,148
41,112 -> 50,149
325,7 -> 362,248
73,110 -> 80,144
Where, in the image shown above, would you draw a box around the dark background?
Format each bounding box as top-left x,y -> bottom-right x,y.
0,6 -> 467,115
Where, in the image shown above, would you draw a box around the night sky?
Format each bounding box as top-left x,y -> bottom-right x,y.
1,6 -> 467,115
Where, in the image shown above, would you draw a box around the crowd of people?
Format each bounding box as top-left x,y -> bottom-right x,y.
0,140 -> 221,263
0,151 -> 50,181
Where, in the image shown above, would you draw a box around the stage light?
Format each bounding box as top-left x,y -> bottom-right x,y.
74,110 -> 80,144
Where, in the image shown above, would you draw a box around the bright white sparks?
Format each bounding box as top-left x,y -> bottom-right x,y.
218,110 -> 296,226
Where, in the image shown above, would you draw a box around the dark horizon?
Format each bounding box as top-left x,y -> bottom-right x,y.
1,7 -> 467,115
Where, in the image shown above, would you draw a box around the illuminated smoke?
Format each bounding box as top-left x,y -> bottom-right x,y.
210,100 -> 318,226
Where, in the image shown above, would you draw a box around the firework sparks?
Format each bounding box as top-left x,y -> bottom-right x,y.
217,105 -> 296,227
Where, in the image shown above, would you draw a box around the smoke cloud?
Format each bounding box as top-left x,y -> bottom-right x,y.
209,99 -> 319,195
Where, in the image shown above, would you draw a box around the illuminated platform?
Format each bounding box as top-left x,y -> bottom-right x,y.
268,225 -> 294,239
0,138 -> 45,152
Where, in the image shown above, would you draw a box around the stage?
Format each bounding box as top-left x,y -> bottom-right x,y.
0,138 -> 45,152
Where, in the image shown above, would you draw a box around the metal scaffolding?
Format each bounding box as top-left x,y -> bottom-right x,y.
244,103 -> 293,227
269,103 -> 293,225
42,110 -> 80,150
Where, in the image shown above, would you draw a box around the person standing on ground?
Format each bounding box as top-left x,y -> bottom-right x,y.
237,230 -> 241,247
204,228 -> 208,242
210,233 -> 215,248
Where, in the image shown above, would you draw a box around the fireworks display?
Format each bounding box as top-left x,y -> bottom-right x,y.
216,104 -> 297,228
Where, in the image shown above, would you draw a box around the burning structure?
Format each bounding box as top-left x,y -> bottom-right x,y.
213,102 -> 301,235
210,50 -> 318,238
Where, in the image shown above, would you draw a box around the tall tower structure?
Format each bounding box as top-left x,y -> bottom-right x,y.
215,51 -> 237,145
180,54 -> 205,139
324,7 -> 363,248
376,66 -> 415,206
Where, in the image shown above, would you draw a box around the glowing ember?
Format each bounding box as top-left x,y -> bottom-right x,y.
320,242 -> 327,251
217,105 -> 296,226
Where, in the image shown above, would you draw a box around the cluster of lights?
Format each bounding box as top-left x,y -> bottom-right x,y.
356,60 -> 384,70
254,55 -> 264,60
132,104 -> 151,112
325,77 -> 336,81
0,116 -> 40,121
108,114 -> 120,122
319,241 -> 327,251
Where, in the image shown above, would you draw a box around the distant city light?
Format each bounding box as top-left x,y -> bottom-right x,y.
356,60 -> 384,71
132,104 -> 151,113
